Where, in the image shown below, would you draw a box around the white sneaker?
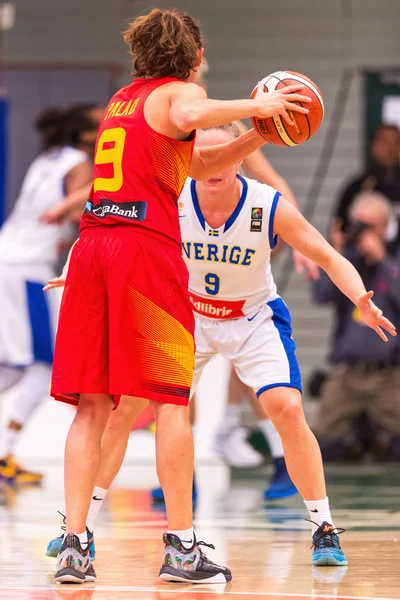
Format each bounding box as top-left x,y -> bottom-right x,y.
214,427 -> 264,468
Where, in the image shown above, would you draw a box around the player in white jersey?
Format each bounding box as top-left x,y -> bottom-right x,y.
177,145 -> 296,499
45,123 -> 396,568
151,122 -> 306,503
180,163 -> 297,390
0,104 -> 102,485
176,124 -> 394,566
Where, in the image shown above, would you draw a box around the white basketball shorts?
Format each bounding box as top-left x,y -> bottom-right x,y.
0,262 -> 61,367
191,297 -> 302,397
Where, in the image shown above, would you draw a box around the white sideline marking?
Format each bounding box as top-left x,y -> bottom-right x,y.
0,587 -> 399,600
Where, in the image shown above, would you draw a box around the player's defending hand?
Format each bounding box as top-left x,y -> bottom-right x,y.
40,202 -> 67,224
292,250 -> 319,280
43,264 -> 68,291
357,290 -> 397,342
254,83 -> 311,126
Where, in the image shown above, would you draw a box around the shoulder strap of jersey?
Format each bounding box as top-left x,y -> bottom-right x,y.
245,177 -> 281,249
129,76 -> 182,101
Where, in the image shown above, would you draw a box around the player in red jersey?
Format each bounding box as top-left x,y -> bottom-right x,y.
49,8 -> 312,584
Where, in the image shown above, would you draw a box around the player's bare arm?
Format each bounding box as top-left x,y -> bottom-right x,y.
41,183 -> 91,224
235,120 -> 298,205
169,81 -> 311,132
274,199 -> 397,342
235,120 -> 319,278
190,129 -> 267,180
40,160 -> 92,224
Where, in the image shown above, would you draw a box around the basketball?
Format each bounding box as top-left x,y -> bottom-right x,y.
250,71 -> 324,146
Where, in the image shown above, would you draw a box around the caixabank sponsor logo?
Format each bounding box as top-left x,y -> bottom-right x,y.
85,198 -> 147,221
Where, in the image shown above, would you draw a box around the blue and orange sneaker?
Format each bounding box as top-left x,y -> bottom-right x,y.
46,512 -> 96,561
263,457 -> 298,500
311,521 -> 347,566
152,474 -> 198,503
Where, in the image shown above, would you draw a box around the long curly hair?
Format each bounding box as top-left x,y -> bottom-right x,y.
123,8 -> 204,81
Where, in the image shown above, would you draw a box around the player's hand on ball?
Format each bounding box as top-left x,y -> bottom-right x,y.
357,290 -> 397,342
254,83 -> 311,126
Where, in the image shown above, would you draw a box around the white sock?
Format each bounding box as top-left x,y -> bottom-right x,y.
258,419 -> 284,458
223,404 -> 241,432
168,527 -> 194,549
86,486 -> 108,532
0,428 -> 19,457
77,530 -> 88,549
304,497 -> 334,534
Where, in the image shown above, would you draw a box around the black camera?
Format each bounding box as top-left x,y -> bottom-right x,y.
345,220 -> 373,246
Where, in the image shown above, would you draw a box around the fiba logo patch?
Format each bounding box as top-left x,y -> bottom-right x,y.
251,207 -> 263,232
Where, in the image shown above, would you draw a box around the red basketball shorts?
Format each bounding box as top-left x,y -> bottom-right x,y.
51,227 -> 195,407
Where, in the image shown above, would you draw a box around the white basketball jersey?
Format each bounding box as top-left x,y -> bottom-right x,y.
179,175 -> 279,319
0,146 -> 88,265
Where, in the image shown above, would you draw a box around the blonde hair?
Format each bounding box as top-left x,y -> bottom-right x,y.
202,122 -> 240,139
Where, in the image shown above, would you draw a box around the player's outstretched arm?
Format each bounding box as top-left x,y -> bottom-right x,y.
169,82 -> 311,132
235,121 -> 298,204
235,120 -> 319,279
190,128 -> 266,180
274,199 -> 397,342
40,183 -> 91,224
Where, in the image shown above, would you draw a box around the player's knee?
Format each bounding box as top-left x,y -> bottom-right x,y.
151,402 -> 191,426
109,397 -> 147,430
269,396 -> 304,429
77,394 -> 114,422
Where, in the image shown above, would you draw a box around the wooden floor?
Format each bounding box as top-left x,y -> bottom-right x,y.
1,462 -> 400,600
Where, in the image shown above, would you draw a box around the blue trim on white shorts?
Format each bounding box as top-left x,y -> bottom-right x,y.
257,382 -> 302,397
26,281 -> 53,365
256,297 -> 302,396
268,191 -> 280,249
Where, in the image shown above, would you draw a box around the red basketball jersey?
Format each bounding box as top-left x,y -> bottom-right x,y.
81,77 -> 195,246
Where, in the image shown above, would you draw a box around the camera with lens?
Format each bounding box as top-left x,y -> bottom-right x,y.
344,220 -> 373,246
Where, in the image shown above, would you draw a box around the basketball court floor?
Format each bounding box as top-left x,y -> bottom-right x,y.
1,462 -> 399,600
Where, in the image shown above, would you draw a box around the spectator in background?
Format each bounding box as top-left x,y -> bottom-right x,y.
313,191 -> 400,461
331,124 -> 400,247
0,104 -> 102,485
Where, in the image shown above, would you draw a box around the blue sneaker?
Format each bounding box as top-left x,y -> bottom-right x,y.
311,521 -> 347,566
152,474 -> 198,503
263,457 -> 298,500
46,512 -> 96,561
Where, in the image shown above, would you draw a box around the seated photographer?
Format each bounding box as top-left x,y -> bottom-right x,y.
330,124 -> 400,248
313,191 -> 400,461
